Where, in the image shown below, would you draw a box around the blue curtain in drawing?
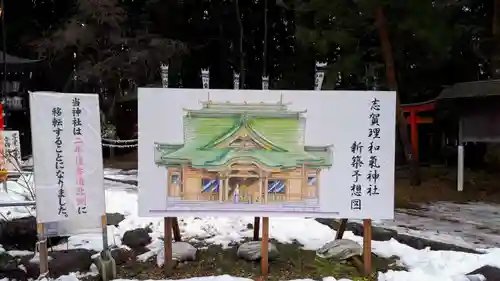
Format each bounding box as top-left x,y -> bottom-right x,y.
201,178 -> 219,192
171,174 -> 180,184
308,175 -> 316,185
267,179 -> 285,193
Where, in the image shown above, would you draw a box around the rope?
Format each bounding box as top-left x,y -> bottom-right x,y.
101,138 -> 137,144
102,143 -> 138,148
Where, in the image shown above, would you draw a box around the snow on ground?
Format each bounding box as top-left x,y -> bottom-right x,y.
104,169 -> 139,182
2,168 -> 500,281
374,202 -> 500,249
45,274 -> 362,281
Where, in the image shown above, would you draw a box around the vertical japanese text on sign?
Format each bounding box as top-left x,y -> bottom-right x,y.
3,132 -> 21,166
11,132 -> 20,162
367,98 -> 381,196
52,107 -> 68,217
72,97 -> 87,215
350,141 -> 363,210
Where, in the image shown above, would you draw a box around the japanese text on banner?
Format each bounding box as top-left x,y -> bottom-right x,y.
52,106 -> 68,217
73,97 -> 87,215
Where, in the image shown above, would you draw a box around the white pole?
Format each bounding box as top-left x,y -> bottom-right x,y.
457,143 -> 464,192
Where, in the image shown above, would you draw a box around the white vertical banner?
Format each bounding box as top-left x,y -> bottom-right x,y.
161,64 -> 169,88
262,76 -> 269,90
233,72 -> 240,90
29,92 -> 105,236
315,61 -> 327,91
201,69 -> 210,89
2,130 -> 22,172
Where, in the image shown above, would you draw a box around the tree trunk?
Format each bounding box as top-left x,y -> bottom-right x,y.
492,0 -> 500,78
263,0 -> 268,77
374,5 -> 421,186
235,0 -> 245,88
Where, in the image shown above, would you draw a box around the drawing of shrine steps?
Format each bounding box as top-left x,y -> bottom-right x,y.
165,197 -> 320,213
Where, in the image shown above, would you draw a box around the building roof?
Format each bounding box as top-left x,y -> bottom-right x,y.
155,101 -> 332,169
185,100 -> 306,119
0,51 -> 40,64
438,80 -> 500,100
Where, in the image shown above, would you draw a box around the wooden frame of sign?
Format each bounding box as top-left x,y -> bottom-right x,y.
36,223 -> 50,275
250,216 -> 271,276
162,215 -> 272,277
334,218 -> 372,276
254,217 -> 373,277
163,217 -> 183,275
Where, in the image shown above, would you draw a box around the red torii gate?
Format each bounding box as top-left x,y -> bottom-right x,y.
401,99 -> 436,161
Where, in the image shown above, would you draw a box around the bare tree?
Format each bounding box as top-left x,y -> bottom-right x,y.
375,5 -> 421,185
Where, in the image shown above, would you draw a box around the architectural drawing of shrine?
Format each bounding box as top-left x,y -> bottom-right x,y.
154,98 -> 333,211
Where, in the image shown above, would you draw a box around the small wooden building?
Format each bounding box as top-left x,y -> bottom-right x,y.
0,50 -> 43,156
437,79 -> 500,191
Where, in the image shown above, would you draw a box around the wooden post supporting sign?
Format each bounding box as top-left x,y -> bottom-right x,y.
36,223 -> 49,276
253,217 -> 260,241
335,218 -> 372,277
172,217 -> 182,242
164,217 -> 174,275
260,217 -> 269,276
362,219 -> 372,276
163,217 -> 182,275
335,218 -> 348,240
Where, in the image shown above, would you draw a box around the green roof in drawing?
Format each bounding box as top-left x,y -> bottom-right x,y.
155,99 -> 333,169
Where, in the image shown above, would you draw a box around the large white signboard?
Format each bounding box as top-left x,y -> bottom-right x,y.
1,130 -> 22,172
30,92 -> 105,236
138,89 -> 396,219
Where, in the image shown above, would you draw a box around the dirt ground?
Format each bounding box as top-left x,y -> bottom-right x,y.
104,150 -> 500,208
395,165 -> 500,208
86,241 -> 400,281
103,150 -> 138,170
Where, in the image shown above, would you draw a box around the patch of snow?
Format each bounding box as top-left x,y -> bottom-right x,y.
374,201 -> 500,249
7,250 -> 34,257
104,168 -> 138,182
4,169 -> 500,281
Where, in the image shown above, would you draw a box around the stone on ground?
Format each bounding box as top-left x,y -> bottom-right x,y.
0,252 -> 28,280
0,217 -> 66,250
21,249 -> 94,279
316,239 -> 362,260
466,265 -> 500,281
237,241 -> 278,261
106,213 -> 125,227
156,241 -> 197,267
121,228 -> 151,250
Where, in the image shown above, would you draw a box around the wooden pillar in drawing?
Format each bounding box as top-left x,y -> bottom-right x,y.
218,176 -> 223,202
166,169 -> 170,196
224,176 -> 229,201
181,165 -> 187,198
264,173 -> 268,203
258,173 -> 263,203
315,169 -> 320,198
301,164 -> 306,199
